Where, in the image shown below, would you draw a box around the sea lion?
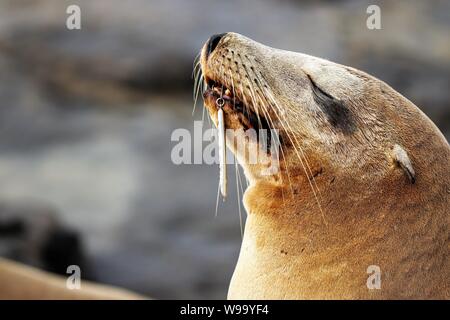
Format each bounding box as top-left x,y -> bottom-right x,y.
0,257 -> 144,299
199,32 -> 449,299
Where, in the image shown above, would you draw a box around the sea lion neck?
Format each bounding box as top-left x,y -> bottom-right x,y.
231,178 -> 448,299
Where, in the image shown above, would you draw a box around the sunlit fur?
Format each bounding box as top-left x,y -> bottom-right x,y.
198,33 -> 449,299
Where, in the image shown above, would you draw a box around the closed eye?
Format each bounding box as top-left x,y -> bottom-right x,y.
307,74 -> 356,134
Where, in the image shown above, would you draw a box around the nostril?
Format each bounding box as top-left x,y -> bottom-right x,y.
207,33 -> 227,57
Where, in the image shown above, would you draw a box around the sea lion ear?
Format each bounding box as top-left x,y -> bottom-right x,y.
391,144 -> 416,184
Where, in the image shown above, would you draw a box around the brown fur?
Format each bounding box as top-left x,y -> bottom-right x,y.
0,258 -> 145,299
200,33 -> 449,299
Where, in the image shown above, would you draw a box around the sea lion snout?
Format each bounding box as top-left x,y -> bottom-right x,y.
205,33 -> 227,59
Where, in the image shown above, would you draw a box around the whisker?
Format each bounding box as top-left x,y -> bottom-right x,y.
193,73 -> 204,116
245,57 -> 326,224
253,65 -> 323,200
241,58 -> 295,197
235,155 -> 244,237
263,89 -> 327,226
254,90 -> 294,198
215,180 -> 221,217
238,56 -> 265,132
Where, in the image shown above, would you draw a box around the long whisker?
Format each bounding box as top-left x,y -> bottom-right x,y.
240,58 -> 295,196
253,89 -> 294,197
215,179 -> 221,217
193,73 -> 203,116
227,59 -> 293,200
238,56 -> 265,132
235,155 -> 244,237
243,57 -> 326,225
254,67 -> 323,201
206,51 -> 327,226
263,88 -> 327,226
236,158 -> 245,200
192,58 -> 204,116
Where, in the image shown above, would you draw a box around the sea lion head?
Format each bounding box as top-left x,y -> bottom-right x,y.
199,32 -> 447,217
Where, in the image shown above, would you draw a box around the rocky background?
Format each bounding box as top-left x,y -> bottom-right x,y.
0,0 -> 448,299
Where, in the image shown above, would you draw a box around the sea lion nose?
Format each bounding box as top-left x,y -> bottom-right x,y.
206,33 -> 227,58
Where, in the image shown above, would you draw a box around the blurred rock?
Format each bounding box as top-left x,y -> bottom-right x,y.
0,200 -> 90,278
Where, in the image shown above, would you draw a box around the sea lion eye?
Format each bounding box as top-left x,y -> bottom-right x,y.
307,74 -> 356,134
